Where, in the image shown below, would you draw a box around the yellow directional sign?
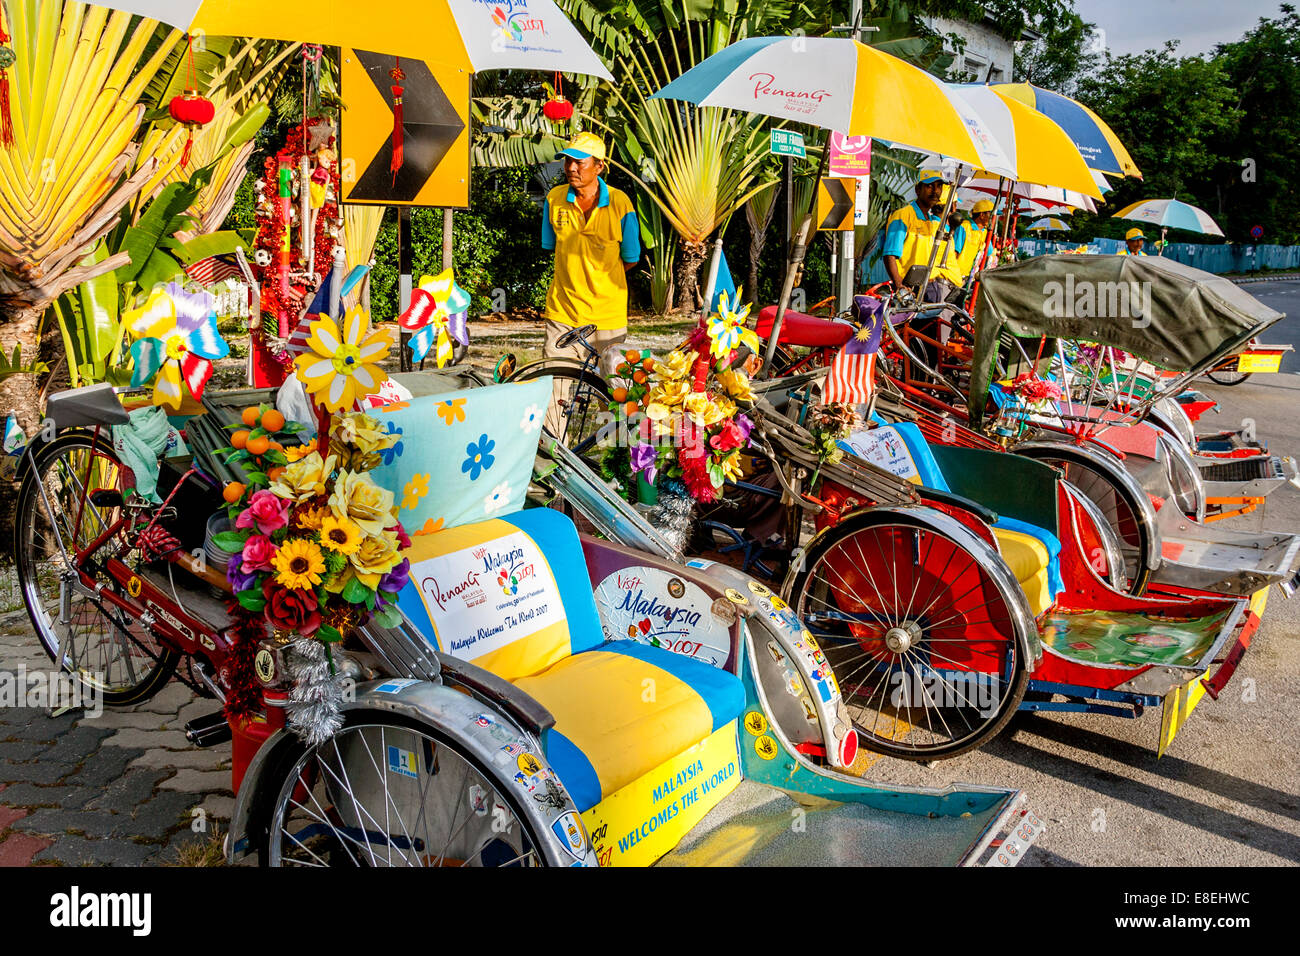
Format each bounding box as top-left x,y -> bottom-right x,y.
816,177 -> 857,231
340,49 -> 471,208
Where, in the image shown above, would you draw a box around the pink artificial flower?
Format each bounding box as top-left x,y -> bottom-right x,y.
392,521 -> 412,550
235,489 -> 289,535
241,534 -> 276,572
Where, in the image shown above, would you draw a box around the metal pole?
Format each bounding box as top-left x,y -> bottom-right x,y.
700,236 -> 724,317
762,136 -> 832,376
398,206 -> 412,372
838,0 -> 863,314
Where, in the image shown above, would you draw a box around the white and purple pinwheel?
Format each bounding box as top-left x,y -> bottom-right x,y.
397,268 -> 471,367
127,282 -> 230,409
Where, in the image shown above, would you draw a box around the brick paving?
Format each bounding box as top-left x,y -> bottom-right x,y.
0,607 -> 232,866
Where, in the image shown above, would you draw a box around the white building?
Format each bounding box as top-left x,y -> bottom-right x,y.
925,11 -> 1040,84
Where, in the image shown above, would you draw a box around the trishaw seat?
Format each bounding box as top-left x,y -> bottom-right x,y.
839,422 -> 1064,615
755,306 -> 856,347
395,507 -> 745,813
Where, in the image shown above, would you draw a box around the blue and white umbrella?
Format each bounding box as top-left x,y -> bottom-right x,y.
1112,198 -> 1223,237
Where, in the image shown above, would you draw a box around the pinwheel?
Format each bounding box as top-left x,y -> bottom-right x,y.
705,291 -> 759,361
127,283 -> 230,408
397,269 -> 471,367
294,305 -> 394,412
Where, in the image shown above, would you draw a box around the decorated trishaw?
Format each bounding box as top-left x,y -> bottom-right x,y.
10,274 -> 1046,866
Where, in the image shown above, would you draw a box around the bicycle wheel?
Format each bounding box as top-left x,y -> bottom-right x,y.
788,510 -> 1029,760
13,432 -> 178,706
264,714 -> 545,867
1206,367 -> 1251,386
510,361 -> 612,457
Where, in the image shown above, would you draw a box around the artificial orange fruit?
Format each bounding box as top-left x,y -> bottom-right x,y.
267,467 -> 286,481
267,440 -> 284,452
624,401 -> 639,416
632,370 -> 647,384
246,435 -> 270,456
241,406 -> 260,427
231,430 -> 249,449
641,357 -> 654,371
223,482 -> 245,504
611,387 -> 629,403
260,408 -> 285,432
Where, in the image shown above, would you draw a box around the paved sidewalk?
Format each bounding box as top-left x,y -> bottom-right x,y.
0,608 -> 232,866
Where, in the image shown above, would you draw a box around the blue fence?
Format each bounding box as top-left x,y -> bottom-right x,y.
1015,237 -> 1300,274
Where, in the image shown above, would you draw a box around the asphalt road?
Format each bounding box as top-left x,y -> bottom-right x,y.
867,278 -> 1300,866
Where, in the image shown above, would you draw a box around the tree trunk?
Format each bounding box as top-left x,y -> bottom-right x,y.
0,305 -> 46,542
675,241 -> 708,316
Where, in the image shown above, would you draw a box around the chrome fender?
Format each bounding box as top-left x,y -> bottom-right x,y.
226,680 -> 597,867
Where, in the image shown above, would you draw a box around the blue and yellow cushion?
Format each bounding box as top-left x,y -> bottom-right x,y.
518,642 -> 745,812
369,379 -> 551,534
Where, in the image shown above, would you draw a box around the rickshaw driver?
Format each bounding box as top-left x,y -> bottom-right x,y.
1118,227 -> 1148,256
882,170 -> 964,302
540,131 -> 641,431
956,199 -> 996,281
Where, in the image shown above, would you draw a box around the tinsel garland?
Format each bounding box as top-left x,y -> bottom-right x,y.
221,602 -> 265,725
646,478 -> 695,554
283,636 -> 345,746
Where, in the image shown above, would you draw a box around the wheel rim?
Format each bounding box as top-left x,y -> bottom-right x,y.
796,522 -> 1021,756
1041,457 -> 1144,591
268,723 -> 541,867
543,373 -> 609,457
16,440 -> 168,695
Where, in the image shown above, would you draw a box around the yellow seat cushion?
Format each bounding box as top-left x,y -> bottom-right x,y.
993,527 -> 1053,617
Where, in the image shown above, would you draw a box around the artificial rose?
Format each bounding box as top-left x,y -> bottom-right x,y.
262,578 -> 321,636
331,411 -> 394,454
715,368 -> 754,402
648,379 -> 690,408
270,451 -> 338,503
392,521 -> 412,550
379,557 -> 411,594
710,420 -> 748,453
241,534 -> 276,571
329,469 -> 396,537
349,529 -> 402,589
653,350 -> 691,382
683,393 -> 725,427
235,489 -> 289,535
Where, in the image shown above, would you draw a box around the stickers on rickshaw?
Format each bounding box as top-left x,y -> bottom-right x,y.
744,711 -> 769,736
387,745 -> 419,778
724,588 -> 749,606
746,581 -> 772,597
710,598 -> 738,625
373,678 -> 422,693
754,734 -> 778,760
410,530 -> 564,660
843,428 -> 923,484
551,812 -> 588,862
594,567 -> 732,668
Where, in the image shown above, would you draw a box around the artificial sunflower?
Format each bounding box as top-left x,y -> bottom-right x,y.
272,539 -> 327,590
293,306 -> 394,413
319,515 -> 363,556
295,503 -> 330,531
283,438 -> 318,463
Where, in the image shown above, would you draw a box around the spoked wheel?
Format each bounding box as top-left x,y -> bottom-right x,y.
1206,365 -> 1251,386
1016,445 -> 1155,596
789,511 -> 1029,760
13,433 -> 178,705
265,715 -> 544,867
510,362 -> 611,458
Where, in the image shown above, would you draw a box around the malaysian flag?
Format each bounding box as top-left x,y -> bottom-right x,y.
822,295 -> 886,405
183,253 -> 241,287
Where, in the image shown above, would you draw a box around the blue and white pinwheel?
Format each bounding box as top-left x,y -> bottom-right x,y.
706,290 -> 758,360
398,268 -> 471,367
126,282 -> 229,409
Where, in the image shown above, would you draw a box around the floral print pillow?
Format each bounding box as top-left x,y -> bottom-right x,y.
367,378 -> 551,534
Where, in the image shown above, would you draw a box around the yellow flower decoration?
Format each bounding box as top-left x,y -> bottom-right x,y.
273,539 -> 327,590
329,469 -> 396,537
706,291 -> 759,359
402,473 -> 430,511
649,380 -> 690,408
283,438 -> 319,463
436,398 -> 466,425
293,306 -> 394,413
715,368 -> 755,403
721,451 -> 745,482
711,393 -> 738,421
683,393 -> 725,427
349,530 -> 402,590
270,452 -> 338,504
652,350 -> 692,382
331,412 -> 396,455
319,515 -> 363,556
295,504 -> 329,531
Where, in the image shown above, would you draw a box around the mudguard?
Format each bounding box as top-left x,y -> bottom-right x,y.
226,679 -> 597,867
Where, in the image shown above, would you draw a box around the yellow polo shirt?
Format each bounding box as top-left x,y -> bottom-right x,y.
956,221 -> 989,279
882,201 -> 963,286
541,178 -> 641,331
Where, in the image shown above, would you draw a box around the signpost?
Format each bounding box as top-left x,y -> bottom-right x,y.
769,128 -> 806,158
817,178 -> 856,231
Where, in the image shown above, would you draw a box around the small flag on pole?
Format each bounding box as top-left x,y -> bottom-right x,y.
183,254 -> 241,287
822,296 -> 887,405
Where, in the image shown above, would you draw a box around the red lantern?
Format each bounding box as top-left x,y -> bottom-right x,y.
169,90 -> 214,168
543,96 -> 573,122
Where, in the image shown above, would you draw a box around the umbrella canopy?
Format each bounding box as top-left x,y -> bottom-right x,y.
1027,216 -> 1071,232
651,36 -> 987,167
79,0 -> 613,78
969,254 -> 1283,424
1113,198 -> 1224,236
992,82 -> 1140,179
945,83 -> 1101,198
960,175 -> 1098,213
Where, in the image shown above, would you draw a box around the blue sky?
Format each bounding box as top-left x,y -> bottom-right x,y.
1074,0 -> 1286,57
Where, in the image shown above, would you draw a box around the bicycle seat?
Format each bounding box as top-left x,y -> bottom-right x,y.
755,307 -> 855,348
